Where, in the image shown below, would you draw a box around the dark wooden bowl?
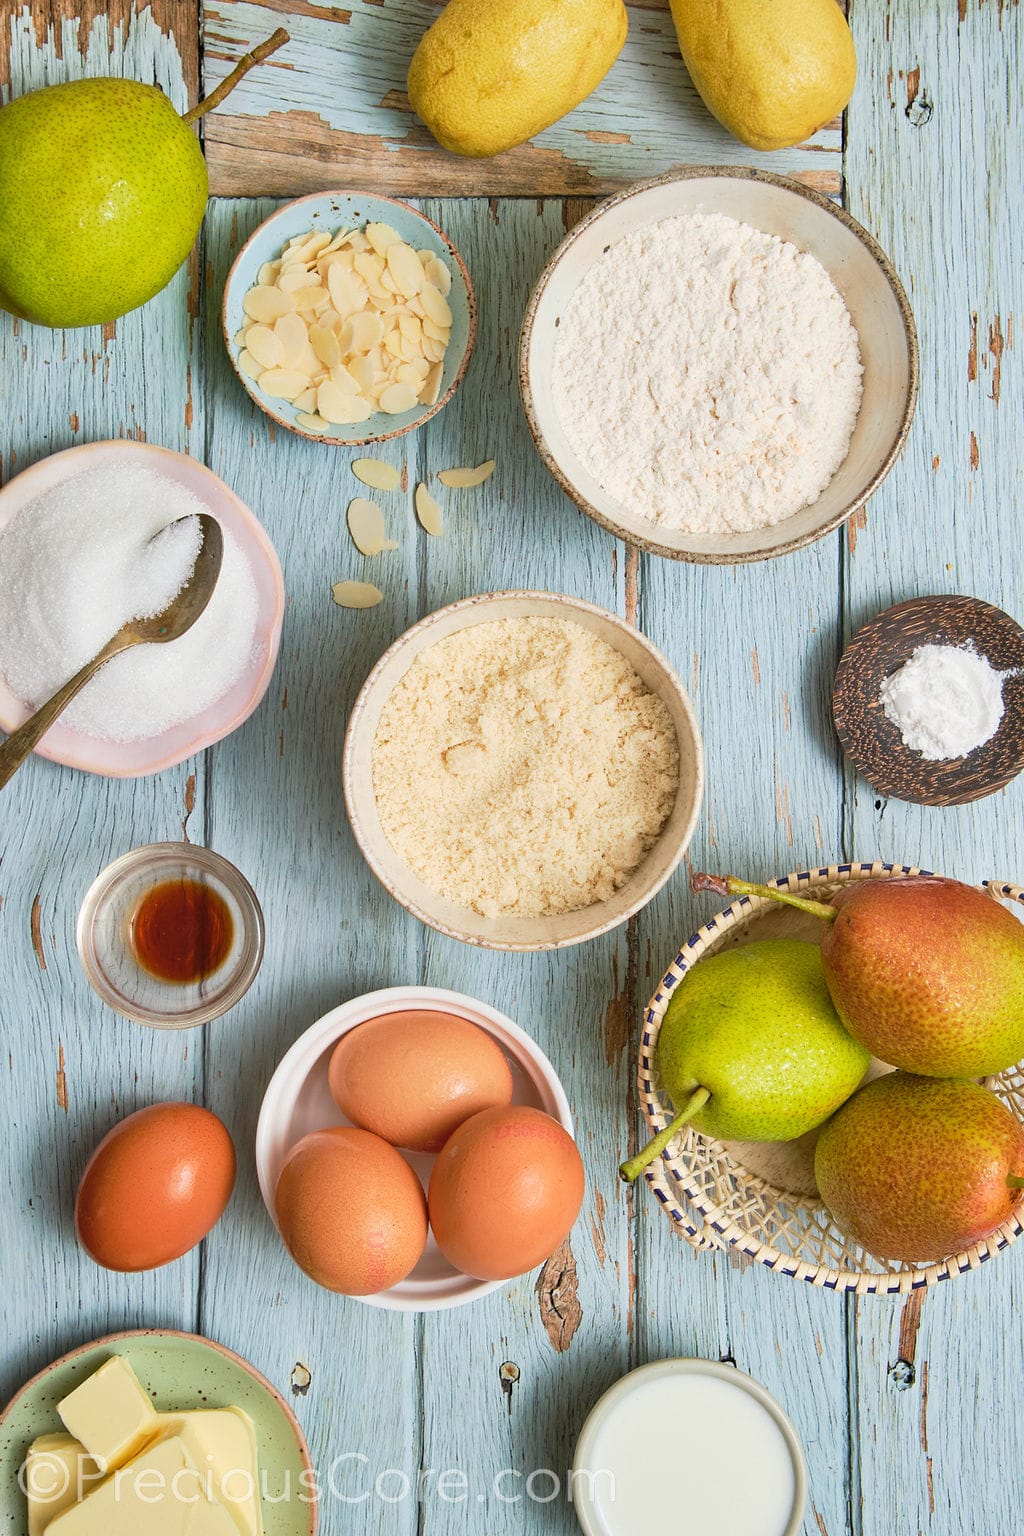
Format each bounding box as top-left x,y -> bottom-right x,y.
833,595 -> 1024,805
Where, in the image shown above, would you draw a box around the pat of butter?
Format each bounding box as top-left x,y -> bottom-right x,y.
25,1435 -> 102,1536
160,1410 -> 263,1536
47,1435 -> 236,1535
57,1358 -> 158,1472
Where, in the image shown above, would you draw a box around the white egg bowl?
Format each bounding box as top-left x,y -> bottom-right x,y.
0,441 -> 284,777
520,167 -> 919,564
255,986 -> 574,1312
344,590 -> 704,951
223,191 -> 476,446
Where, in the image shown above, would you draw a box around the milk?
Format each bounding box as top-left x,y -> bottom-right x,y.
579,1371 -> 797,1536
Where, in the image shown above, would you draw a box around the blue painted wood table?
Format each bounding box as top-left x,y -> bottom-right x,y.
1,2 -> 1022,1532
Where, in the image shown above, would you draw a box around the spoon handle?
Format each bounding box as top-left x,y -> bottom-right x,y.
0,634 -> 132,790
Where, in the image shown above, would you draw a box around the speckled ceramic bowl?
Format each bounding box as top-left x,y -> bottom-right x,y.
0,441 -> 285,778
0,1330 -> 316,1534
255,986 -> 574,1311
520,167 -> 919,564
223,191 -> 476,446
343,591 -> 704,950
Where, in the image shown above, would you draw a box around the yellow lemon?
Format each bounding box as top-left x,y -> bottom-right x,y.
407,0 -> 628,159
670,0 -> 856,152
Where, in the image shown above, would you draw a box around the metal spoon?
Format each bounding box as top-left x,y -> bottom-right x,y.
0,513 -> 224,789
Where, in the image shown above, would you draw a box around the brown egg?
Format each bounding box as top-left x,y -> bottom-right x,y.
275,1126 -> 428,1294
428,1105 -> 585,1280
76,1103 -> 236,1272
327,1009 -> 514,1153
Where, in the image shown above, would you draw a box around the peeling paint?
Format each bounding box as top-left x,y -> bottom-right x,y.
536,1238 -> 581,1352
988,315 -> 1004,404
30,894 -> 46,970
56,1041 -> 69,1112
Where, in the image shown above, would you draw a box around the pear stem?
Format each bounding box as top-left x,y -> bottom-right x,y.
692,872 -> 839,923
183,28 -> 290,125
619,1087 -> 712,1184
1008,1175 -> 1024,1190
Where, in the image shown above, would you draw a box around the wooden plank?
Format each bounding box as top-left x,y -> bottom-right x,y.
843,2 -> 1024,1532
0,0 -> 206,1400
195,196 -> 422,1528
200,0 -> 842,198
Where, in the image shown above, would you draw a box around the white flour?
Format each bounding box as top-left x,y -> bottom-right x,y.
879,643 -> 1006,760
551,212 -> 863,534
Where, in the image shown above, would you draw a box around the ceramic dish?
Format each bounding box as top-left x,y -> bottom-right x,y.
223,191 -> 476,446
76,842 -> 265,1028
572,1359 -> 808,1536
520,167 -> 919,564
636,861 -> 1024,1294
343,590 -> 704,950
0,1329 -> 316,1534
0,441 -> 285,778
255,985 -> 573,1310
832,594 -> 1024,805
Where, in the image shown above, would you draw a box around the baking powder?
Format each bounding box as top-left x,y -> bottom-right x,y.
879,643 -> 1005,760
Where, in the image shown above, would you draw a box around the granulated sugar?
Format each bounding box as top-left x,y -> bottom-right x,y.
372,616 -> 680,918
0,462 -> 259,742
879,643 -> 1005,760
552,212 -> 863,535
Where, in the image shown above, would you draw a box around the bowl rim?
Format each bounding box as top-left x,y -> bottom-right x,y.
341,589 -> 705,951
75,841 -> 266,1029
0,1328 -> 318,1535
636,860 -> 1024,1294
571,1357 -> 808,1536
221,189 -> 478,447
0,440 -> 285,777
254,984 -> 575,1311
519,165 -> 920,565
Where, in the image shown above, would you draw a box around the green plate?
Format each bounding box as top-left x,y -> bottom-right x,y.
0,1330 -> 316,1534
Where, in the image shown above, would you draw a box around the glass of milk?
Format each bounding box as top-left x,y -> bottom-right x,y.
571,1359 -> 807,1536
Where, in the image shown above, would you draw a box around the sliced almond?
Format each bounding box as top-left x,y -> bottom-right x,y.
321,228 -> 352,254
233,327 -> 250,350
237,348 -> 262,381
347,497 -> 399,556
420,284 -> 453,328
419,361 -> 443,405
293,386 -> 318,412
386,241 -> 424,298
296,411 -> 331,434
318,381 -> 374,425
366,221 -> 402,256
291,283 -> 328,313
352,458 -> 402,493
329,364 -> 360,395
438,460 -> 496,488
354,251 -> 385,286
424,257 -> 452,296
278,267 -> 315,293
244,285 -> 294,323
275,311 -> 310,366
259,368 -> 311,401
258,260 -> 281,286
309,324 -> 341,369
332,580 -> 383,609
245,325 -> 285,370
343,312 -> 385,354
379,382 -> 419,415
422,336 -> 446,364
415,483 -> 444,535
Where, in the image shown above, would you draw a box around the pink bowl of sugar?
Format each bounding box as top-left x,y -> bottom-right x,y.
0,441 -> 285,778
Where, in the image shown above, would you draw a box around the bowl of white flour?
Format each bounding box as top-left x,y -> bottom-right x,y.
520,168 -> 918,564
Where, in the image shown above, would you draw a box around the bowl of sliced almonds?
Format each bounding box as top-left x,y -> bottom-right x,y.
223,191 -> 476,446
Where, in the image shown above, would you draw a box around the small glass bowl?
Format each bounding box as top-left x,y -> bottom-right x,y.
77,843 -> 265,1029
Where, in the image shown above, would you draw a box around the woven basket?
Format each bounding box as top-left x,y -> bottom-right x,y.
637,861 -> 1024,1295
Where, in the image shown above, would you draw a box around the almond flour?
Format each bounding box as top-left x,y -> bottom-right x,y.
551,212 -> 863,535
371,616 -> 680,918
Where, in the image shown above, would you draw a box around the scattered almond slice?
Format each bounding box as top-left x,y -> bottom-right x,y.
415,483 -> 444,536
347,497 -> 399,556
438,460 -> 496,489
296,411 -> 331,434
333,580 -> 384,609
352,458 -> 402,492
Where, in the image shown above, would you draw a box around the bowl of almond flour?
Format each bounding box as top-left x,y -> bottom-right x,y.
343,591 -> 704,950
520,168 -> 918,564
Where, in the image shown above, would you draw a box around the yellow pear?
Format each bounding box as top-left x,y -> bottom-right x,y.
407,0 -> 628,159
670,0 -> 856,151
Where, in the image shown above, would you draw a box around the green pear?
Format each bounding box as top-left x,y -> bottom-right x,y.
702,873 -> 1024,1078
815,1072 -> 1024,1262
0,30 -> 287,329
620,939 -> 870,1182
